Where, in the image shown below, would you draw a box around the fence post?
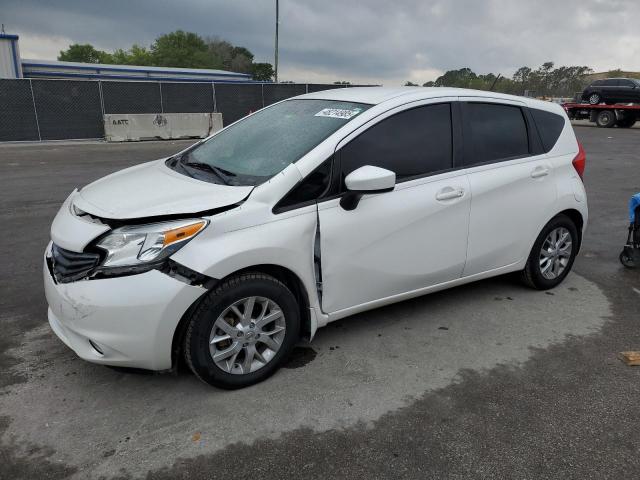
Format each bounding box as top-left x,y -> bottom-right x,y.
98,80 -> 105,115
306,84 -> 309,94
261,83 -> 265,108
211,82 -> 217,113
28,79 -> 42,142
159,82 -> 164,113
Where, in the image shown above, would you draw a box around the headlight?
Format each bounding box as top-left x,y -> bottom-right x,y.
95,218 -> 208,272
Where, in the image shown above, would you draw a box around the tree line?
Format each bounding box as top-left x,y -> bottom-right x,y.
58,30 -> 275,81
406,62 -> 601,97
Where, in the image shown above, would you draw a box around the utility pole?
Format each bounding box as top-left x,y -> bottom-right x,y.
274,0 -> 279,83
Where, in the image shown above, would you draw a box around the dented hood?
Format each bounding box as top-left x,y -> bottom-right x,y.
73,159 -> 253,220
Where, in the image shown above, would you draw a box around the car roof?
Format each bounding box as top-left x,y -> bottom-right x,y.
298,86 -> 541,106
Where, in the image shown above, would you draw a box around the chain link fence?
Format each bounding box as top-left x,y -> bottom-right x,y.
0,79 -> 371,142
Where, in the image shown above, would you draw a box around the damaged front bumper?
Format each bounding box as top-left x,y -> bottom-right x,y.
44,245 -> 206,370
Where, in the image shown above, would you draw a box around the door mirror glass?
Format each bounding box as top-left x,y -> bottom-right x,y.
344,165 -> 396,192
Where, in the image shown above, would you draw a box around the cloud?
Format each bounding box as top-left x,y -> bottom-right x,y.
3,0 -> 640,85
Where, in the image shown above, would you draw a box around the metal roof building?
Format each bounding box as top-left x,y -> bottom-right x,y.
20,59 -> 252,82
0,33 -> 22,78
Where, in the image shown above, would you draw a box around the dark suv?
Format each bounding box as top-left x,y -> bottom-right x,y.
581,78 -> 640,105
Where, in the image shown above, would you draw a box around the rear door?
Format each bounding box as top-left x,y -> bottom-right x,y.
318,100 -> 471,314
460,98 -> 557,277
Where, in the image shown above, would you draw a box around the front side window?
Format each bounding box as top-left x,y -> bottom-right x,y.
604,79 -> 619,86
463,103 -> 529,166
167,99 -> 370,186
339,103 -> 453,184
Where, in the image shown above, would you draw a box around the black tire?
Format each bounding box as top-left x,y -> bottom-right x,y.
184,272 -> 300,389
620,250 -> 636,268
587,93 -> 601,105
617,117 -> 636,128
595,110 -> 616,128
521,214 -> 579,290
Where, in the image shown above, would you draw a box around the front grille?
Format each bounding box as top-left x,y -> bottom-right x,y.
50,243 -> 101,283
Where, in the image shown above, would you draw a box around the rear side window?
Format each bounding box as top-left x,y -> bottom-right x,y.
339,103 -> 452,182
591,80 -> 604,86
463,103 -> 529,166
604,79 -> 619,86
619,79 -> 635,87
530,108 -> 565,153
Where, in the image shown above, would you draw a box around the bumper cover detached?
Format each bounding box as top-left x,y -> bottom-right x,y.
44,258 -> 206,371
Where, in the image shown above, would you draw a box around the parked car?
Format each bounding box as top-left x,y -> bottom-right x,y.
44,87 -> 588,389
581,78 -> 640,105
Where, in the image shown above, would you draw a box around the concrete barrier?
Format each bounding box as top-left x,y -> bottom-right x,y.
104,113 -> 223,142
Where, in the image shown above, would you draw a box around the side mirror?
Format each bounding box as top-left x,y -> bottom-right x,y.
340,165 -> 395,210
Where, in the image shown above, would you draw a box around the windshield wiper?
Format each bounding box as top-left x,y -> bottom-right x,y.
182,161 -> 234,185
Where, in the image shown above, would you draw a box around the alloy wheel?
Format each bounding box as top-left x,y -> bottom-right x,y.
539,227 -> 573,280
209,296 -> 286,375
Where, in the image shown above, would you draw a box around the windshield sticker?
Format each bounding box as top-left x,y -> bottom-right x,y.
315,108 -> 362,120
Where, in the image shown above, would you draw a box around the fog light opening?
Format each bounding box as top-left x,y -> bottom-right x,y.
89,339 -> 104,356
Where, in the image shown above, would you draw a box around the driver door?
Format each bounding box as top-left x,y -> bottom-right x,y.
317,101 -> 471,314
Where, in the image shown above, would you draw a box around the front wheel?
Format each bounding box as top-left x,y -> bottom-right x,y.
521,215 -> 579,289
184,273 -> 300,389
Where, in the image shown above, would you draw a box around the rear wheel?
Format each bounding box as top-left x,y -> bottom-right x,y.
184,273 -> 300,389
595,110 -> 616,128
588,93 -> 601,105
522,215 -> 578,289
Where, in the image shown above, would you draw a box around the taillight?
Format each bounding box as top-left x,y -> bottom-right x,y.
572,142 -> 586,180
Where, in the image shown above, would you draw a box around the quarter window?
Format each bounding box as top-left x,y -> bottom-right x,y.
463,103 -> 529,166
339,103 -> 453,183
530,108 -> 565,153
274,160 -> 332,212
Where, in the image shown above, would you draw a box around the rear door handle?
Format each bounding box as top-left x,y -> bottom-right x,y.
436,186 -> 465,201
531,166 -> 549,178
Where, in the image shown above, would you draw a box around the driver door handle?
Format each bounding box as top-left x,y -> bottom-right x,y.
436,186 -> 465,201
531,166 -> 550,178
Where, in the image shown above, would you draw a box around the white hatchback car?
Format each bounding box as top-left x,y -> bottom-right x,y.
45,87 -> 587,388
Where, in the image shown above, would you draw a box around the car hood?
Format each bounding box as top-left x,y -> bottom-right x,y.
73,159 -> 253,220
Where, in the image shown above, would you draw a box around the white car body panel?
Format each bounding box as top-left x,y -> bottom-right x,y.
43,87 -> 589,371
44,247 -> 206,370
50,190 -> 111,252
74,159 -> 253,219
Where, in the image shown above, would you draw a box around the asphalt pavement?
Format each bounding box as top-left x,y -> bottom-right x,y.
0,126 -> 639,479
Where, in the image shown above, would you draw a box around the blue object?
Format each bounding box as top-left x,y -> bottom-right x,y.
630,193 -> 640,223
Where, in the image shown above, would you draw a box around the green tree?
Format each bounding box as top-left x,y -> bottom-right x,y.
110,44 -> 153,65
251,62 -> 274,81
333,81 -> 351,85
404,81 -> 418,86
59,31 -> 272,76
433,68 -> 477,87
58,44 -> 111,63
150,30 -> 215,68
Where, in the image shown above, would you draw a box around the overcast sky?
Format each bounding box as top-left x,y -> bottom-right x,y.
3,0 -> 640,85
